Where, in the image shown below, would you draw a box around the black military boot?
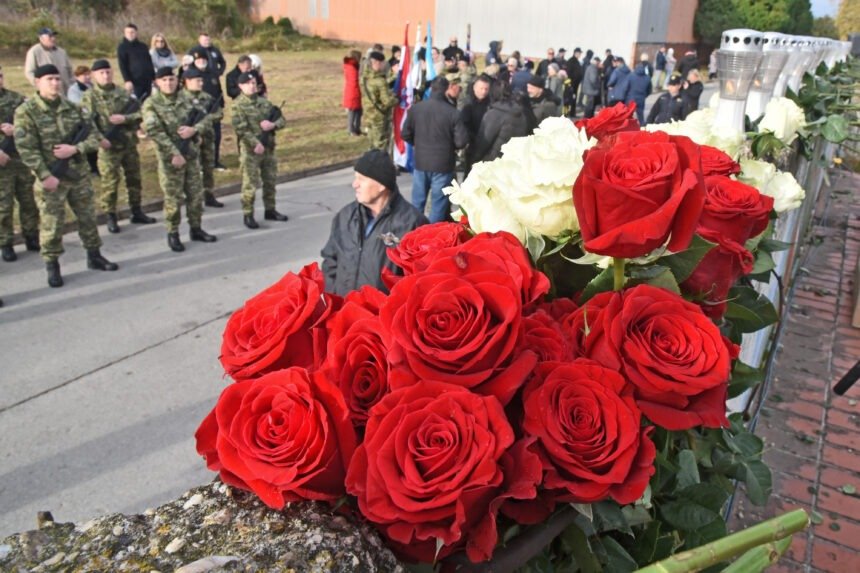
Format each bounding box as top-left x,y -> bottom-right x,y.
168,232 -> 185,252
106,213 -> 120,234
204,192 -> 224,208
87,249 -> 119,271
24,234 -> 40,252
130,206 -> 156,224
244,214 -> 259,229
1,245 -> 16,262
46,260 -> 63,287
190,228 -> 217,242
264,209 -> 289,222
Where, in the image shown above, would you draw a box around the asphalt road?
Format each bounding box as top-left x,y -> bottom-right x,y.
0,166 -> 415,537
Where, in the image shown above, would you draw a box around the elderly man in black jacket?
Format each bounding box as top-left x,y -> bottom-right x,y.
401,75 -> 469,223
117,23 -> 154,101
321,150 -> 427,295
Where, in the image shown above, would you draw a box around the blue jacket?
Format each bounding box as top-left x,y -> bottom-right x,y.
607,65 -> 630,103
625,64 -> 652,104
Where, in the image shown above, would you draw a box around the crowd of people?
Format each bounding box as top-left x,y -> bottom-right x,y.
1,24 -> 286,292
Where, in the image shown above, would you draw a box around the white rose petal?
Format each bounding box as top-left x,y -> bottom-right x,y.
758,97 -> 807,145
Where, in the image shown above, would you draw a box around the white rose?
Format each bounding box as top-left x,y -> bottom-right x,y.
708,122 -> 746,159
758,97 -> 807,145
646,108 -> 744,158
445,162 -> 527,242
737,158 -> 805,213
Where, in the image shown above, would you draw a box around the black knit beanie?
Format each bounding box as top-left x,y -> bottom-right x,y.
354,150 -> 398,192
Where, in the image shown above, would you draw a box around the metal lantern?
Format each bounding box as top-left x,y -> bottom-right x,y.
746,32 -> 790,121
715,29 -> 764,132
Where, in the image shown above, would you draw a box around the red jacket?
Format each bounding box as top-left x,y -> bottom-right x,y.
343,57 -> 361,110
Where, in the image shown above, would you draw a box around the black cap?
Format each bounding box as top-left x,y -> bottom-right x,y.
667,76 -> 682,86
33,64 -> 60,79
38,27 -> 56,36
191,48 -> 208,60
369,51 -> 385,62
183,67 -> 203,79
527,75 -> 544,88
354,149 -> 397,192
574,47 -> 582,53
558,47 -> 566,53
155,66 -> 174,79
91,59 -> 111,72
237,71 -> 256,84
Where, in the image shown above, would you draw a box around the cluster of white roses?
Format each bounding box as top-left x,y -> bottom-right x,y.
445,117 -> 596,242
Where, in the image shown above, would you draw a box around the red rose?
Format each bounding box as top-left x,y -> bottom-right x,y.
387,222 -> 471,275
220,263 -> 339,381
522,360 -> 656,505
195,367 -> 357,509
380,249 -> 538,405
343,284 -> 387,314
563,290 -> 613,357
534,297 -> 579,321
324,299 -> 389,428
345,382 -> 541,563
428,232 -> 550,308
519,309 -> 572,362
699,175 -> 774,244
573,130 -> 706,258
699,144 -> 741,177
574,102 -> 640,141
681,229 -> 755,319
577,285 -> 731,430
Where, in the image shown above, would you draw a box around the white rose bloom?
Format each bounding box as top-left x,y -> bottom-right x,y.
445,162 -> 527,242
708,122 -> 746,159
646,109 -> 714,146
737,158 -> 804,213
758,97 -> 807,145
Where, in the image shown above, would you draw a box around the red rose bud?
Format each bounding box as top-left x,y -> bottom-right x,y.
220,263 -> 339,381
195,367 -> 357,509
574,101 -> 640,141
518,310 -> 573,363
573,284 -> 732,430
573,130 -> 706,259
682,229 -> 755,320
386,221 -> 471,275
699,144 -> 741,177
522,360 -> 656,505
345,382 -> 541,563
699,175 -> 774,245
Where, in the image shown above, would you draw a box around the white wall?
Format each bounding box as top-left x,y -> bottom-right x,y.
435,0 -> 651,62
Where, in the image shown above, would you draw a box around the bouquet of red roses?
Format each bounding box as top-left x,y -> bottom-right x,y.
195,103 -> 789,570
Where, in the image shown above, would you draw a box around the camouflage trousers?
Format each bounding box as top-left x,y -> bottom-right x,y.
367,117 -> 392,152
98,145 -> 142,214
36,177 -> 102,262
0,159 -> 38,246
239,145 -> 277,215
200,132 -> 215,193
156,155 -> 203,233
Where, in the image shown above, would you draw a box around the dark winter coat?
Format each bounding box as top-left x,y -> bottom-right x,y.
194,65 -> 224,107
401,91 -> 469,173
342,57 -> 362,110
647,91 -> 685,124
189,43 -> 227,76
117,38 -> 155,88
582,65 -> 601,96
461,95 -> 490,143
566,57 -> 583,85
530,89 -> 561,123
676,53 -> 699,80
656,50 -> 667,71
442,44 -> 465,62
320,190 -> 428,296
472,100 -> 529,163
607,64 -> 630,103
625,64 -> 652,104
511,69 -> 532,93
487,41 -> 502,66
682,81 -> 704,118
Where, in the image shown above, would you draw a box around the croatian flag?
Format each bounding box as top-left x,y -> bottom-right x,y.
393,23 -> 414,171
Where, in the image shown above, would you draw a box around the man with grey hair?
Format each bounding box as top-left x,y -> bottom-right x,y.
24,27 -> 74,93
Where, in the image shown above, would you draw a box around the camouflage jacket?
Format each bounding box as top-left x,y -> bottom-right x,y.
14,94 -> 99,181
0,88 -> 26,159
178,89 -> 222,139
142,89 -> 205,160
360,68 -> 397,124
81,82 -> 141,150
231,93 -> 285,151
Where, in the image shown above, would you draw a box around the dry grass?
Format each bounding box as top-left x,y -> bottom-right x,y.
1,48 -> 367,221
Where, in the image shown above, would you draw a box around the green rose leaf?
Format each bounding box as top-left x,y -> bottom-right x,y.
725,286 -> 779,334
821,114 -> 849,143
660,234 -> 717,283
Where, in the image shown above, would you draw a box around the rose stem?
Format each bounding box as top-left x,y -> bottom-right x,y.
613,257 -> 626,291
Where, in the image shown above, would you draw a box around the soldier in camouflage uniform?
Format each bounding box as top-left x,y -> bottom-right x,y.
180,66 -> 224,209
231,72 -> 288,229
360,52 -> 397,152
0,65 -> 39,262
83,59 -> 156,234
141,66 -> 217,253
14,64 -> 118,288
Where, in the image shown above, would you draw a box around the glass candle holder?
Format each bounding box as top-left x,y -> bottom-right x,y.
715,29 -> 764,132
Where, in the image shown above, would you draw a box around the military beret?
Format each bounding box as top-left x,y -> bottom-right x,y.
155,66 -> 174,79
237,71 -> 256,84
527,75 -> 544,88
91,59 -> 111,72
369,51 -> 385,62
183,67 -> 203,80
34,64 -> 60,78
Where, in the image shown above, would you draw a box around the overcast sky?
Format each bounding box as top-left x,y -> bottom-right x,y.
811,0 -> 839,17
